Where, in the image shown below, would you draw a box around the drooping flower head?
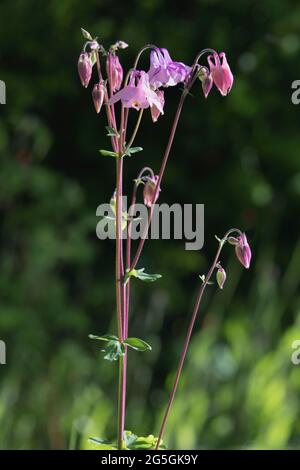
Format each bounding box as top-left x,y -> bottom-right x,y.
207,52 -> 234,96
109,71 -> 164,115
216,264 -> 227,289
106,53 -> 123,92
148,48 -> 191,89
229,233 -> 252,269
143,175 -> 161,208
198,67 -> 213,99
92,81 -> 106,114
78,52 -> 93,88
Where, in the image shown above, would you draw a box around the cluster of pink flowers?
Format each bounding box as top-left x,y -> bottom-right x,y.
78,43 -> 234,121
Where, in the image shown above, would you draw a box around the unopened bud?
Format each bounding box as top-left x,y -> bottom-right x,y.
92,82 -> 105,114
234,233 -> 252,269
216,264 -> 226,289
115,41 -> 128,50
78,52 -> 93,88
106,54 -> 123,92
143,175 -> 161,208
198,67 -> 213,99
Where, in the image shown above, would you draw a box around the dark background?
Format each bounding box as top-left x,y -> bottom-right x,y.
1,0 -> 300,449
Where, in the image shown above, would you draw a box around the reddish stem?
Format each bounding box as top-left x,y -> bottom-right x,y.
130,88 -> 189,271
155,229 -> 242,450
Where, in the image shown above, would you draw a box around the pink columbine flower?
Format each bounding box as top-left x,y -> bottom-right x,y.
109,71 -> 164,113
151,90 -> 165,122
92,81 -> 105,114
230,233 -> 252,269
148,48 -> 191,89
106,54 -> 123,92
216,264 -> 227,289
78,52 -> 93,88
143,175 -> 161,208
207,52 -> 234,96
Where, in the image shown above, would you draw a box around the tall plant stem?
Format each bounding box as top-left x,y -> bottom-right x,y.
116,154 -> 126,450
115,101 -> 125,445
155,229 -> 242,450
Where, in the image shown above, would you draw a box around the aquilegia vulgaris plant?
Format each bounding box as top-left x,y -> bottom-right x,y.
77,27 -> 251,450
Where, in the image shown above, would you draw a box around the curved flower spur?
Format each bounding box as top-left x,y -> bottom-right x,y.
77,28 -> 250,450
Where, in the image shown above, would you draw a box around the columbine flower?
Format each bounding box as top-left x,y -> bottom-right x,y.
148,48 -> 191,89
229,233 -> 252,269
92,81 -> 105,114
216,264 -> 226,289
106,54 -> 123,92
151,90 -> 165,122
109,71 -> 164,113
198,67 -> 213,99
78,52 -> 93,88
207,52 -> 233,96
143,175 -> 161,208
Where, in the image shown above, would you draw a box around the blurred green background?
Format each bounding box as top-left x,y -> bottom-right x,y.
1,0 -> 300,450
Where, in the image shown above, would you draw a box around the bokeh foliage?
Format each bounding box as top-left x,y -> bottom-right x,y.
1,0 -> 300,449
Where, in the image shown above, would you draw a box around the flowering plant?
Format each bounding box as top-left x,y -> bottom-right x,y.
77,27 -> 251,450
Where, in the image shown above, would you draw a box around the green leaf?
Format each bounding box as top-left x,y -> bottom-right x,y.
89,335 -> 124,361
81,28 -> 93,40
99,149 -> 119,158
88,437 -> 117,450
89,334 -> 118,342
103,340 -> 125,361
127,434 -> 166,450
89,432 -> 166,450
123,431 -> 138,448
124,337 -> 152,352
129,268 -> 162,283
123,146 -> 143,157
106,126 -> 120,138
128,146 -> 143,154
199,274 -> 214,285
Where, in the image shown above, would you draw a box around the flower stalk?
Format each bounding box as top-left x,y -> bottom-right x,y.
155,229 -> 244,449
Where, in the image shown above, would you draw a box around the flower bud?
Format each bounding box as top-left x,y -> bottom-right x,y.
106,54 -> 123,92
216,264 -> 226,289
92,81 -> 105,114
235,233 -> 252,269
115,41 -> 129,50
78,52 -> 93,88
143,175 -> 161,208
198,67 -> 213,98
